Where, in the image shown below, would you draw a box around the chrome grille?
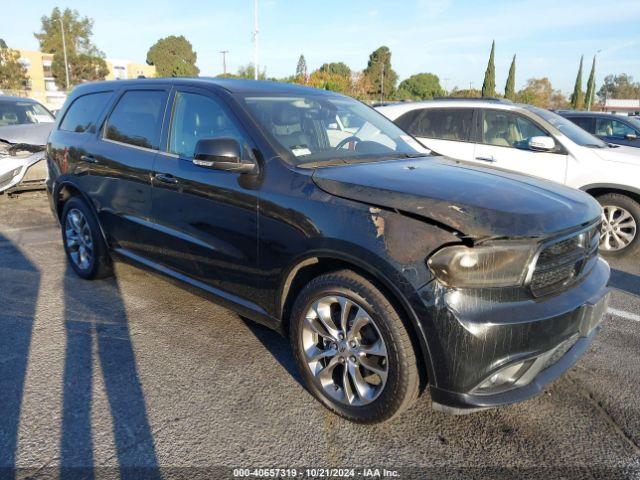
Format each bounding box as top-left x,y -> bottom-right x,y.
530,222 -> 600,297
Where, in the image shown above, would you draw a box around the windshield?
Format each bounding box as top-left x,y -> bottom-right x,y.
241,94 -> 429,165
0,100 -> 55,127
527,106 -> 608,148
628,116 -> 640,130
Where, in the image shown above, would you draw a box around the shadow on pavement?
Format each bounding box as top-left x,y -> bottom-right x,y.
0,235 -> 39,480
242,318 -> 305,389
60,264 -> 160,480
609,268 -> 640,298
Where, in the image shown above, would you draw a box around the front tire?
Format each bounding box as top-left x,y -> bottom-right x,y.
597,193 -> 640,257
61,196 -> 113,280
290,270 -> 420,423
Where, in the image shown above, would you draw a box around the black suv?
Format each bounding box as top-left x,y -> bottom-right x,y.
47,79 -> 610,422
559,110 -> 640,147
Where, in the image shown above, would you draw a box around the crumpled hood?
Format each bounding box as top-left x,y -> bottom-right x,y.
0,123 -> 53,146
312,156 -> 602,239
590,144 -> 640,166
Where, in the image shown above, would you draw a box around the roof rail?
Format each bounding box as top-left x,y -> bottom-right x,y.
433,96 -> 512,103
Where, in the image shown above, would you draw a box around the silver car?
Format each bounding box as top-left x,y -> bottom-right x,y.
0,96 -> 55,194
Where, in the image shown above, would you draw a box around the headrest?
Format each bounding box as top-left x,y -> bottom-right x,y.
272,103 -> 302,126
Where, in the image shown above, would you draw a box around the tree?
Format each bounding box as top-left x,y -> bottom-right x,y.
517,77 -> 566,109
481,40 -> 496,97
0,47 -> 29,90
449,87 -> 481,98
597,73 -> 640,102
570,56 -> 584,110
396,73 -> 443,100
319,62 -> 351,78
307,70 -> 351,93
0,39 -> 7,49
363,46 -> 398,100
146,35 -> 199,77
584,56 -> 596,110
34,7 -> 107,88
504,54 -> 516,100
52,52 -> 108,87
236,63 -> 266,80
295,54 -> 308,83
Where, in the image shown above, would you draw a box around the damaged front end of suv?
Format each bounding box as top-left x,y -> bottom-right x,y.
0,123 -> 52,194
312,156 -> 611,414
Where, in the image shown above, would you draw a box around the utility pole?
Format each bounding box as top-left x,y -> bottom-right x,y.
59,17 -> 70,90
252,0 -> 259,80
219,50 -> 229,75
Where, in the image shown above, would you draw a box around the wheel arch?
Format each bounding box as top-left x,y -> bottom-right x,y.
278,251 -> 435,388
580,183 -> 640,204
54,180 -> 110,247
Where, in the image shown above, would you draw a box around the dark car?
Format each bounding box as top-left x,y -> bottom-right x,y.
559,110 -> 640,147
46,78 -> 610,423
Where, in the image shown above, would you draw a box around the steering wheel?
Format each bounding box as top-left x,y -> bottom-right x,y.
335,135 -> 362,150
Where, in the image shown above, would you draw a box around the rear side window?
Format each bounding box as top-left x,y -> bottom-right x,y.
60,92 -> 112,133
104,90 -> 167,149
400,108 -> 474,141
394,109 -> 423,132
568,116 -> 594,133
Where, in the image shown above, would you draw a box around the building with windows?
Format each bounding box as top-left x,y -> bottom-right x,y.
14,50 -> 66,110
9,50 -> 156,110
105,59 -> 156,81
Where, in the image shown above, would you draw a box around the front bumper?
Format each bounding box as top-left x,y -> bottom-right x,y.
0,153 -> 46,193
418,257 -> 610,413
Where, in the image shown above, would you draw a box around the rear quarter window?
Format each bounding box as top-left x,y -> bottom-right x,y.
59,92 -> 112,133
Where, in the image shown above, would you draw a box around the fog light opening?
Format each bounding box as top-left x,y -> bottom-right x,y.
473,359 -> 535,394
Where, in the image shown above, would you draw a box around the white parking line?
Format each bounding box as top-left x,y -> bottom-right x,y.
608,307 -> 640,323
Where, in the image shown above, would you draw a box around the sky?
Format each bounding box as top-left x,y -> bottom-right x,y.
2,0 -> 640,94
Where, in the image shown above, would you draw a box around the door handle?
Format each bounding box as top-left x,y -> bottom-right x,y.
154,173 -> 179,185
80,154 -> 98,164
475,156 -> 496,163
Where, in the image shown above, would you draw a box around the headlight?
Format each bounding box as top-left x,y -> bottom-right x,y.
427,241 -> 536,288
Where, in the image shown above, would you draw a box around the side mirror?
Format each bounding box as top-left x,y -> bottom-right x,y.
528,136 -> 555,152
625,132 -> 638,140
193,138 -> 256,174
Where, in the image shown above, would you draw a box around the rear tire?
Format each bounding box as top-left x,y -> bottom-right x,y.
290,269 -> 420,423
597,193 -> 640,257
61,196 -> 113,280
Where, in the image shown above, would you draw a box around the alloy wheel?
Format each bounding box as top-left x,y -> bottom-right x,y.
65,208 -> 94,270
301,295 -> 389,406
600,205 -> 637,252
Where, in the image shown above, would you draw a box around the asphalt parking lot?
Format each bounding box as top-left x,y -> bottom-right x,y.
0,191 -> 639,479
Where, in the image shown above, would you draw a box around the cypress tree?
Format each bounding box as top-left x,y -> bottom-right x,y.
571,56 -> 584,110
504,54 -> 516,100
584,55 -> 596,111
481,40 -> 496,97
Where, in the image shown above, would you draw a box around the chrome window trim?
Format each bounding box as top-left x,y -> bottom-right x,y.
101,137 -> 159,154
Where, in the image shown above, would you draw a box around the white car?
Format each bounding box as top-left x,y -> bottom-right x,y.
0,96 -> 54,194
377,99 -> 640,256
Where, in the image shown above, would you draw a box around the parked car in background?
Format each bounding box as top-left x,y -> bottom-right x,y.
378,99 -> 640,256
0,96 -> 55,194
558,110 -> 640,148
47,79 -> 609,422
0,95 -> 55,126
